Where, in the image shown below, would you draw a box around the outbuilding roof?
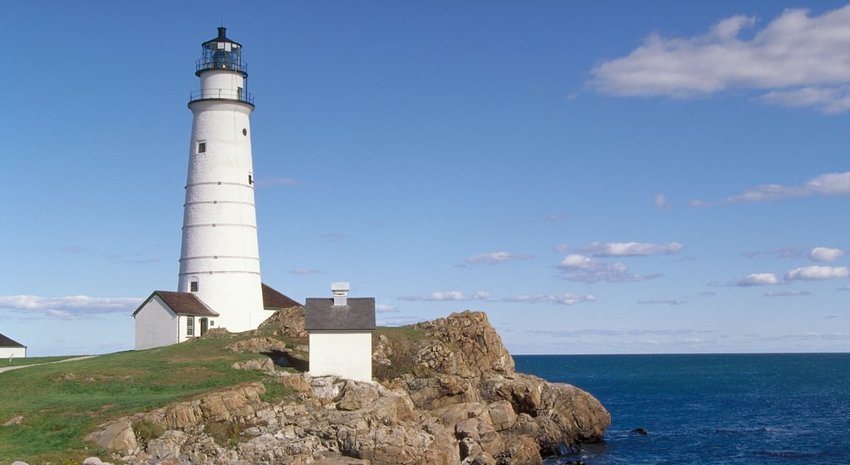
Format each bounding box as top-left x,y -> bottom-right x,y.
0,333 -> 25,348
304,298 -> 376,331
132,291 -> 219,317
262,284 -> 301,309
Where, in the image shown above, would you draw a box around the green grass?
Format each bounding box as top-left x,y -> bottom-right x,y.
0,333 -> 297,464
4,355 -> 77,367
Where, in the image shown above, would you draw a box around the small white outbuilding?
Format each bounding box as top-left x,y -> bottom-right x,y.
0,333 -> 26,359
305,282 -> 376,382
133,291 -> 220,350
133,284 -> 300,351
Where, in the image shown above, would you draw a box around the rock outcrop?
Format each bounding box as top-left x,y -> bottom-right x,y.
89,310 -> 610,465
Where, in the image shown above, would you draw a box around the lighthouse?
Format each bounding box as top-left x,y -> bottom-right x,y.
177,27 -> 267,332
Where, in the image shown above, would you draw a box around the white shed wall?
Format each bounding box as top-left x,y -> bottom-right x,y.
308,331 -> 373,382
0,347 -> 26,359
134,296 -> 179,350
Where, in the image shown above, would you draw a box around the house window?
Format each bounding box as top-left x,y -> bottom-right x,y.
186,316 -> 195,337
190,280 -> 198,292
197,141 -> 206,153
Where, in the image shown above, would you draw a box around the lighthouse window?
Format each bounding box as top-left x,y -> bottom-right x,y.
197,141 -> 206,153
190,281 -> 198,292
248,174 -> 253,185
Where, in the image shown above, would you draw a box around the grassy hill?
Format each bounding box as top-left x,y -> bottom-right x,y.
0,332 -> 299,464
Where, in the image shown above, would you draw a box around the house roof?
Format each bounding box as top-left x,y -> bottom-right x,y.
0,333 -> 25,348
304,298 -> 376,331
262,283 -> 301,309
132,291 -> 219,317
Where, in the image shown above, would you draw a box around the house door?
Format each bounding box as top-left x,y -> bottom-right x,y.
200,318 -> 209,336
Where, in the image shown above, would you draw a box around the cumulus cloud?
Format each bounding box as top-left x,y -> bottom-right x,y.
464,251 -> 531,265
785,266 -> 849,281
810,247 -> 845,262
558,254 -> 660,283
584,241 -> 684,257
502,294 -> 596,306
0,295 -> 142,319
589,4 -> 850,113
398,291 -> 490,302
694,171 -> 850,206
733,273 -> 780,287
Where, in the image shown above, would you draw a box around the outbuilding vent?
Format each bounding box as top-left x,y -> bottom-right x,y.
331,281 -> 350,307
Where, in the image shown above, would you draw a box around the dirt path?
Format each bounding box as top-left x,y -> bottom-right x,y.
0,355 -> 98,374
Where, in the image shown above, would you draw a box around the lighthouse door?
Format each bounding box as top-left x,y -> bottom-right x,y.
200,318 -> 209,336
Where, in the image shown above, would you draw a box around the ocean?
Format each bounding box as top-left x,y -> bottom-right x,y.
514,354 -> 850,465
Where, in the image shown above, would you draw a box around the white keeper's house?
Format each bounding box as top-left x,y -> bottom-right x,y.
305,283 -> 376,382
134,284 -> 300,350
0,333 -> 26,359
133,27 -> 300,349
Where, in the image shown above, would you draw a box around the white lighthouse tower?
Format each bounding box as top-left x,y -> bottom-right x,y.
178,27 -> 268,332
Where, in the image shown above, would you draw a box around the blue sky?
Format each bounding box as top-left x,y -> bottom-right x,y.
1,1 -> 848,355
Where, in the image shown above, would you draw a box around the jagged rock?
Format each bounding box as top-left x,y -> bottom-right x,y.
372,334 -> 393,367
2,415 -> 24,426
11,461 -> 30,465
256,306 -> 308,338
91,311 -> 609,465
82,457 -> 102,465
495,435 -> 542,465
337,380 -> 380,411
227,337 -> 288,353
232,357 -> 275,372
86,419 -> 138,453
410,311 -> 515,378
147,430 -> 189,459
487,401 -> 517,432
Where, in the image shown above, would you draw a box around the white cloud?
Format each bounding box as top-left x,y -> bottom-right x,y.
810,247 -> 845,262
376,303 -> 399,313
0,295 -> 142,318
464,251 -> 531,265
584,241 -> 684,257
694,171 -> 850,205
733,273 -> 780,287
654,193 -> 668,208
741,246 -> 803,259
589,4 -> 850,113
502,294 -> 596,306
785,266 -> 849,281
398,291 -> 490,302
764,290 -> 811,297
558,254 -> 660,283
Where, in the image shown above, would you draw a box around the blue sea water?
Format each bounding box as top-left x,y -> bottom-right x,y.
514,354 -> 850,465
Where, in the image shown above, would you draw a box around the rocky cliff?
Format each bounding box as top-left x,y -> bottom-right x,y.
89,310 -> 610,465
